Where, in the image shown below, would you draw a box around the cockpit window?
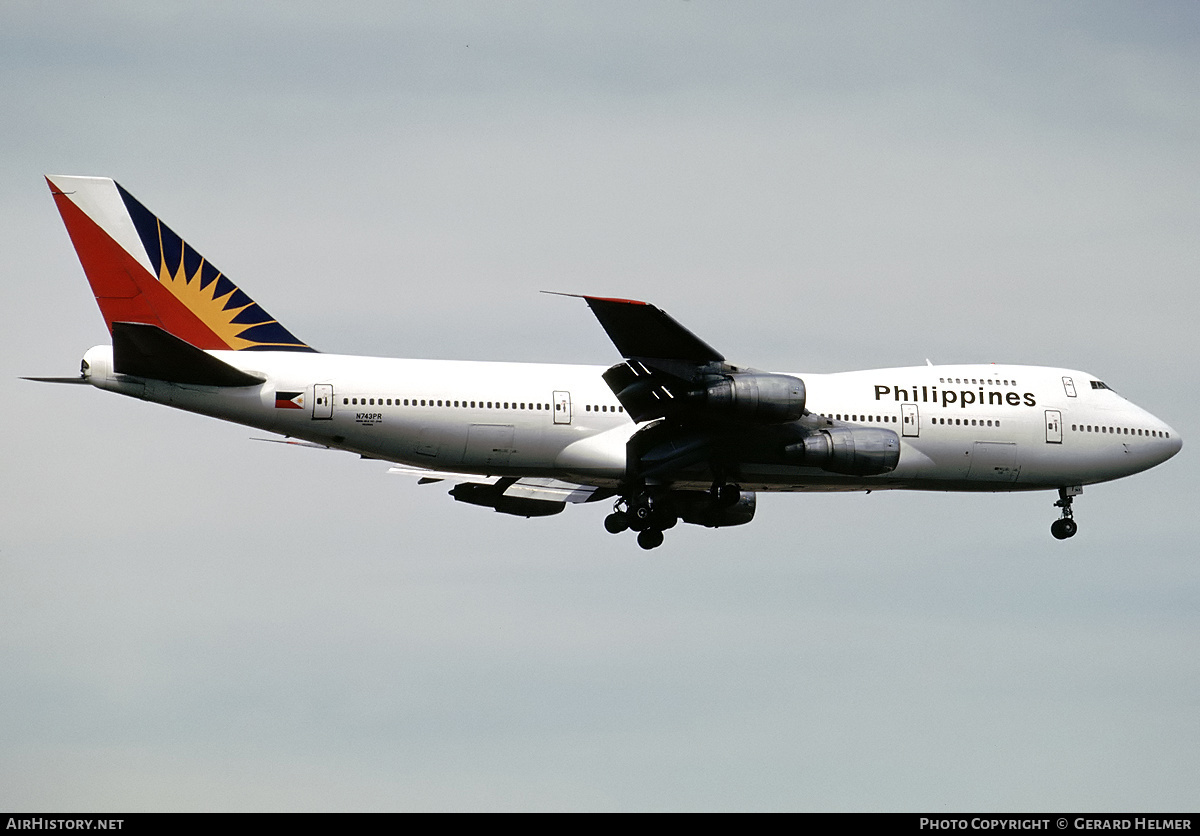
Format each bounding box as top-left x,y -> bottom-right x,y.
1090,380 -> 1118,394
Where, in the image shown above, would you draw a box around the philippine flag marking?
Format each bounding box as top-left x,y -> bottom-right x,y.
275,391 -> 305,409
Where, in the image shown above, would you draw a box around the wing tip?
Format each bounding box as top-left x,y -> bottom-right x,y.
583,295 -> 648,306
542,291 -> 649,306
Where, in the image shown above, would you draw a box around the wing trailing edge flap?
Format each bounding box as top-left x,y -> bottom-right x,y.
601,358 -> 701,423
387,464 -> 498,485
504,477 -> 610,504
112,322 -> 264,387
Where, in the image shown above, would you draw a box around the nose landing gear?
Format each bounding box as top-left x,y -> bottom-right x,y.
1051,486 -> 1082,540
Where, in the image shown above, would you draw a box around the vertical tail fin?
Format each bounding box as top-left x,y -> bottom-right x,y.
47,175 -> 313,352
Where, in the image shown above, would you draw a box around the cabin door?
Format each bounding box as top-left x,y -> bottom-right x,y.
1045,409 -> 1063,444
312,384 -> 334,420
553,390 -> 572,425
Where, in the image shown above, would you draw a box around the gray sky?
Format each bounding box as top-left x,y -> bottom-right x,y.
2,1 -> 1197,812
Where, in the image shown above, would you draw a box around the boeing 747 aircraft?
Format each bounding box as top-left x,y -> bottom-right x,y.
30,175 -> 1182,549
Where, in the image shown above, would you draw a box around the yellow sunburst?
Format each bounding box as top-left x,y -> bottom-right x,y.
155,226 -> 280,350
157,257 -> 265,350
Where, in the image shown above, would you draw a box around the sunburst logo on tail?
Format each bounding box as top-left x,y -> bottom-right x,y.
155,242 -> 262,351
119,183 -> 312,352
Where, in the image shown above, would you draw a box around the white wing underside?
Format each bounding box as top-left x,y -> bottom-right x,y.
386,464 -> 602,504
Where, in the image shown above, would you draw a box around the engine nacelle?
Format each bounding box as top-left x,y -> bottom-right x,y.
670,489 -> 757,528
787,426 -> 900,476
690,372 -> 806,423
450,482 -> 565,517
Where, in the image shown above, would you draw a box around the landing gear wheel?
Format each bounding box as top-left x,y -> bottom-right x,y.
713,483 -> 741,508
604,512 -> 629,534
628,497 -> 654,531
637,529 -> 664,550
1050,518 -> 1078,540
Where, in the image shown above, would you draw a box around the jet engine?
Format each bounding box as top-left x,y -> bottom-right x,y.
688,372 -> 806,423
671,489 -> 757,528
786,426 -> 900,476
449,482 -> 565,517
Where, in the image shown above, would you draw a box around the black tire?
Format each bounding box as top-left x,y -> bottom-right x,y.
637,529 -> 664,550
1051,518 -> 1078,540
604,512 -> 629,534
716,483 -> 741,507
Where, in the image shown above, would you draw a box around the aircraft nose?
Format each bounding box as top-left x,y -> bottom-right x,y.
1166,425 -> 1183,458
1149,416 -> 1183,465
1134,406 -> 1182,467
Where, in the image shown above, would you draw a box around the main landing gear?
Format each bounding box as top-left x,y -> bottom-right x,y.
604,493 -> 676,550
604,483 -> 743,550
1051,486 -> 1082,540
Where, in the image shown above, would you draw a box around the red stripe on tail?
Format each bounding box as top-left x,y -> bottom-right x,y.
50,182 -> 228,350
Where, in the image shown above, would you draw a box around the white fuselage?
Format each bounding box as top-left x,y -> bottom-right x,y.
79,345 -> 1182,493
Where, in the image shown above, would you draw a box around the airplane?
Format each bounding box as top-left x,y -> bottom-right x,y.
28,175 -> 1182,549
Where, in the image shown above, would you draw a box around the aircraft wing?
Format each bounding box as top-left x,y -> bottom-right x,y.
575,295 -> 725,363
570,294 -> 811,431
388,465 -> 612,517
570,294 -> 832,486
501,477 -> 607,504
386,463 -> 494,485
556,295 -> 731,423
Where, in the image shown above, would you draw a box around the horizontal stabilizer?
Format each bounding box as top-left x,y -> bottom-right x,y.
252,437 -> 332,450
21,376 -> 90,384
112,321 -> 264,387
